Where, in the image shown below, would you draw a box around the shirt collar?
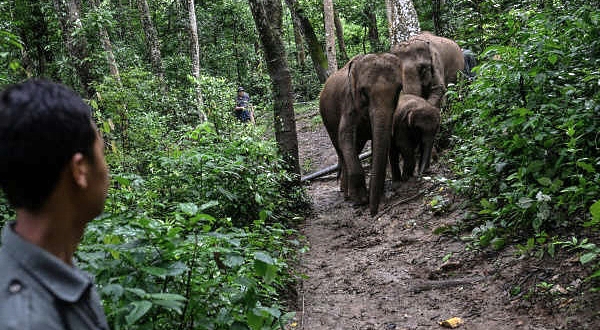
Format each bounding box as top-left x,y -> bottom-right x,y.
1,221 -> 92,302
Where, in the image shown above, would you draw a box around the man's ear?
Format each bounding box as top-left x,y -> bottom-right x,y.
70,152 -> 90,189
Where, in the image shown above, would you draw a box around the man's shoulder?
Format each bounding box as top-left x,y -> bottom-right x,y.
0,250 -> 62,329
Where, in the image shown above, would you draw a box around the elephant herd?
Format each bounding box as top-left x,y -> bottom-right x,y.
319,31 -> 473,216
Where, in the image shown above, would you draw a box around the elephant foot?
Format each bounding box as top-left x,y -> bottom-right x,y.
350,196 -> 368,207
351,201 -> 367,211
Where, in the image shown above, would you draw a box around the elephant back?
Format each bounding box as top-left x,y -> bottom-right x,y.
409,32 -> 465,84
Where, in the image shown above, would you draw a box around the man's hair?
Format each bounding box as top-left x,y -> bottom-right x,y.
0,79 -> 96,210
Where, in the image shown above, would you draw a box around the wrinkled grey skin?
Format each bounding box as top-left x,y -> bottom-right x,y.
392,31 -> 465,108
320,53 -> 403,216
389,94 -> 441,188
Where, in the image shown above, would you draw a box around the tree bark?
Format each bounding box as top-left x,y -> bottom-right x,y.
333,9 -> 349,64
432,0 -> 442,35
248,0 -> 301,177
323,0 -> 337,74
292,18 -> 306,67
52,0 -> 94,97
90,0 -> 121,84
385,0 -> 421,47
187,0 -> 207,122
137,0 -> 164,81
284,0 -> 328,83
364,3 -> 381,52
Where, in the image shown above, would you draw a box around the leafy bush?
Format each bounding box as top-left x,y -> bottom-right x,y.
0,60 -> 307,329
448,5 -> 599,239
75,116 -> 306,329
84,69 -> 309,328
81,209 -> 299,329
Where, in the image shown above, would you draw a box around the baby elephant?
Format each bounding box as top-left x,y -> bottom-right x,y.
390,94 -> 441,188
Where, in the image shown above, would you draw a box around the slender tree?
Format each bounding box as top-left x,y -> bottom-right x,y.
187,0 -> 206,122
432,0 -> 442,35
52,0 -> 94,97
248,0 -> 301,177
90,0 -> 121,84
364,3 -> 381,52
291,17 -> 306,67
385,0 -> 420,47
333,9 -> 349,63
14,0 -> 52,78
323,0 -> 337,74
137,0 -> 164,81
284,0 -> 328,83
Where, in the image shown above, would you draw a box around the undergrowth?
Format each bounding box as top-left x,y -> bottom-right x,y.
447,2 -> 600,287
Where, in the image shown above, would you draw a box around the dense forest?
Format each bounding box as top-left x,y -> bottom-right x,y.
0,0 -> 599,329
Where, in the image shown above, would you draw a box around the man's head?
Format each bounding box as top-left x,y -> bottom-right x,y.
237,86 -> 245,95
0,79 -> 107,213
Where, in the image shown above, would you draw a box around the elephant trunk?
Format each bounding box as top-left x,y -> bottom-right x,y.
369,108 -> 393,216
418,137 -> 435,175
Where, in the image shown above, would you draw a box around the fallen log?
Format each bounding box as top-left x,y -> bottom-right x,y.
301,151 -> 372,182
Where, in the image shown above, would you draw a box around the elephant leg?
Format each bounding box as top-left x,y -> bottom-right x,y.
389,144 -> 402,189
332,147 -> 346,194
338,115 -> 368,205
400,143 -> 416,181
418,137 -> 435,175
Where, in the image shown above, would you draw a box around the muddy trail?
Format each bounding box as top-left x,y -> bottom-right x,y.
289,105 -> 600,330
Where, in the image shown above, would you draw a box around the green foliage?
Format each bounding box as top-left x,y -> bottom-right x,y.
0,29 -> 22,84
86,70 -> 308,328
0,192 -> 13,226
554,236 -> 600,289
81,210 -> 300,329
449,4 -> 599,237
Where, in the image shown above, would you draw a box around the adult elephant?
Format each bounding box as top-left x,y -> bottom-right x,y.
392,31 -> 464,107
389,94 -> 441,188
320,53 -> 403,216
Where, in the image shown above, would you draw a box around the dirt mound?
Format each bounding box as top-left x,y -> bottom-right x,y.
291,104 -> 600,330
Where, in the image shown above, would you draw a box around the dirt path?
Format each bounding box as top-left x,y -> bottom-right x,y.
290,105 -> 599,330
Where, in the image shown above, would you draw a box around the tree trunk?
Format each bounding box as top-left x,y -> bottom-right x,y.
137,0 -> 164,81
333,9 -> 349,64
364,3 -> 381,52
52,0 -> 94,97
292,18 -> 306,67
284,0 -> 328,83
248,0 -> 301,177
432,0 -> 442,35
14,0 -> 52,78
90,0 -> 121,84
323,0 -> 337,75
385,0 -> 421,47
187,0 -> 207,122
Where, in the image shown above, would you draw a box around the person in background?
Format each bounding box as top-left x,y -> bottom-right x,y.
0,79 -> 110,329
233,86 -> 254,124
462,48 -> 477,80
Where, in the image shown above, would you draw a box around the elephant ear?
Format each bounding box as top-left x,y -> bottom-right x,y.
347,56 -> 365,111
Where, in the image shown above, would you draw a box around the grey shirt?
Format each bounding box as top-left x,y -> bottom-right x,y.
0,222 -> 109,329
